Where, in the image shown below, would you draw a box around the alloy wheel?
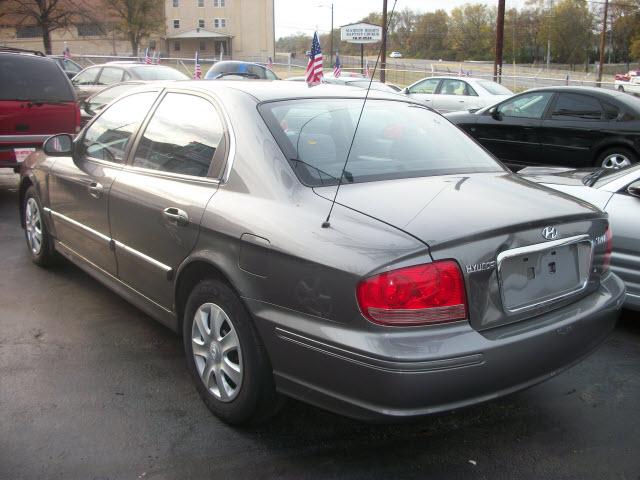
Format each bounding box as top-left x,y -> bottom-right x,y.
601,153 -> 631,170
191,302 -> 243,402
25,198 -> 43,255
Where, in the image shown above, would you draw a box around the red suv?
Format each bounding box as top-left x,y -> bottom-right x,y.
0,48 -> 80,172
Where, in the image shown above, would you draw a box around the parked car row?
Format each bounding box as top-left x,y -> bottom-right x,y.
3,48 -> 637,427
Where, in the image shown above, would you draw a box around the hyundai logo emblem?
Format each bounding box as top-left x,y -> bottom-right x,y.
541,226 -> 558,240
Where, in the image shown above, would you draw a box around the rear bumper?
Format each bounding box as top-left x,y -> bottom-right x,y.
249,272 -> 625,421
0,135 -> 48,168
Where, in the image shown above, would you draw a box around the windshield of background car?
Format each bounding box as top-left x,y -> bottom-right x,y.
478,81 -> 513,95
0,55 -> 75,102
131,66 -> 188,80
259,99 -> 504,187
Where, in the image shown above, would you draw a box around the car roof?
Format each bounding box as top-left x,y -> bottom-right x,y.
149,79 -> 414,103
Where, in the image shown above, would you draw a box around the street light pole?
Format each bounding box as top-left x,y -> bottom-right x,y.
330,4 -> 334,69
381,0 -> 387,83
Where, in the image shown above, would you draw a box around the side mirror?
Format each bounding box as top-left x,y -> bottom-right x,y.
43,134 -> 73,156
404,87 -> 410,94
490,107 -> 502,120
627,180 -> 640,198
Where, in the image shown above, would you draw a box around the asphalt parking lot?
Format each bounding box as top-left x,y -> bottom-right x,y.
1,169 -> 639,480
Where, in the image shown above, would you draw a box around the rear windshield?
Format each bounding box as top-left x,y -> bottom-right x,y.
478,81 -> 513,95
0,54 -> 75,102
131,66 -> 188,80
205,62 -> 268,79
259,99 -> 503,187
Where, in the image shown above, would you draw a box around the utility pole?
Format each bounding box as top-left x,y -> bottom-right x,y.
330,4 -> 334,69
494,0 -> 505,83
597,0 -> 609,87
381,0 -> 387,83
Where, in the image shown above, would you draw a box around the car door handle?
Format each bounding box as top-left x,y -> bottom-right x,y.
163,207 -> 189,227
88,182 -> 103,199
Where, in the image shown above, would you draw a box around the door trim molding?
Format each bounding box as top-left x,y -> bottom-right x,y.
44,207 -> 110,243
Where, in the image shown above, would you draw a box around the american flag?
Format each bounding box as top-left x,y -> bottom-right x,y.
305,32 -> 323,85
194,51 -> 202,79
266,56 -> 273,70
144,48 -> 152,64
333,53 -> 341,78
63,44 -> 70,60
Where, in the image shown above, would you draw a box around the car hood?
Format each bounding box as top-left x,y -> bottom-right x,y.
519,167 -> 614,210
313,172 -> 602,249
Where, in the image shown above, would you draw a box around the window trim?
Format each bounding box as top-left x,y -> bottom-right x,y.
124,88 -> 233,182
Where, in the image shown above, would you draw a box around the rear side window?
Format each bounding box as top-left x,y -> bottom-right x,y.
132,93 -> 225,177
82,92 -> 158,163
0,54 -> 74,102
551,93 -> 603,121
205,62 -> 268,79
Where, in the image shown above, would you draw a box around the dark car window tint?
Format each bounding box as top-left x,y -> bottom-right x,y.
83,92 -> 157,163
73,67 -> 100,85
133,93 -> 224,177
98,67 -> 124,85
499,92 -> 553,119
409,78 -> 439,94
551,93 -> 603,121
0,55 -> 75,102
259,99 -> 503,187
602,101 -> 620,121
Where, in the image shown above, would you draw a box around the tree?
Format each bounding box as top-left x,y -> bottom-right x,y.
547,0 -> 595,69
7,0 -> 97,54
102,0 -> 163,56
448,4 -> 495,61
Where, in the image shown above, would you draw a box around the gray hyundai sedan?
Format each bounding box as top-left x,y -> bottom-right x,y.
19,81 -> 625,424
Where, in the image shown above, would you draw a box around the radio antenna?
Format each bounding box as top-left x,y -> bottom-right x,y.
321,0 -> 398,228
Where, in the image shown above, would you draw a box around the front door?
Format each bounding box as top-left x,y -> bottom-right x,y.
109,91 -> 228,309
472,91 -> 554,169
48,90 -> 159,275
406,78 -> 441,109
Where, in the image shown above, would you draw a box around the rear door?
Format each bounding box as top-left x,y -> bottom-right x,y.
472,91 -> 554,168
109,91 -> 228,309
538,92 -> 611,168
432,79 -> 479,113
406,78 -> 441,108
0,54 -> 77,166
48,91 -> 159,275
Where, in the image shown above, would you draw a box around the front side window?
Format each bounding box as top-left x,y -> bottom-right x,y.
82,92 -> 158,163
409,78 -> 439,94
132,93 -> 225,177
259,99 -> 503,187
551,93 -> 604,121
72,67 -> 100,85
439,79 -> 470,96
97,67 -> 124,85
498,92 -> 553,119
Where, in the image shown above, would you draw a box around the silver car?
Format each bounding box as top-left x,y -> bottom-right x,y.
521,164 -> 640,311
19,81 -> 624,424
405,76 -> 513,113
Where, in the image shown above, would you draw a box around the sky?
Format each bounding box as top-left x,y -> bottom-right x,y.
275,0 -> 529,38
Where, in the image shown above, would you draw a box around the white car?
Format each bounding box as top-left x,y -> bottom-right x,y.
389,51 -> 403,58
404,76 -> 513,113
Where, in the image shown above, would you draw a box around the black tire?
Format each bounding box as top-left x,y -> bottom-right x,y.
183,278 -> 283,425
22,186 -> 55,267
595,147 -> 638,170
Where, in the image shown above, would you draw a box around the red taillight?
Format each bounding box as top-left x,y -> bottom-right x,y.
356,260 -> 468,326
602,226 -> 613,272
75,104 -> 81,133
